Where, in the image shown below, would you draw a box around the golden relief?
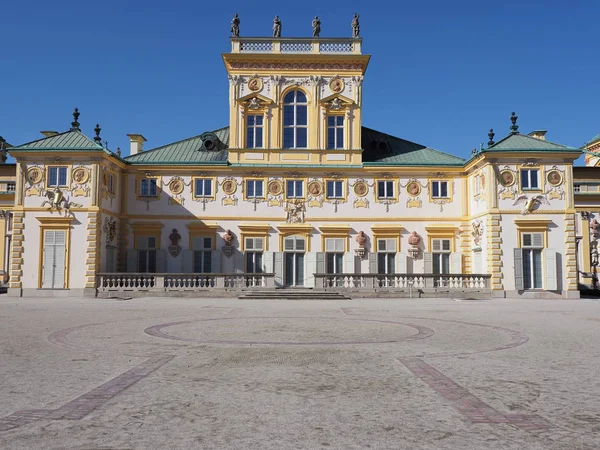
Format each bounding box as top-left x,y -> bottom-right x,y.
222,179 -> 237,195
353,181 -> 368,197
72,167 -> 89,185
308,181 -> 323,197
247,76 -> 263,92
27,167 -> 43,185
499,170 -> 515,187
268,180 -> 283,196
546,170 -> 562,186
329,77 -> 344,93
169,178 -> 184,195
406,181 -> 421,197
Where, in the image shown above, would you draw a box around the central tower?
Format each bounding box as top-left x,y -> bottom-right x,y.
222,28 -> 370,166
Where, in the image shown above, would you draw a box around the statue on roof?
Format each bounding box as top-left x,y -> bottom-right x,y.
231,13 -> 240,37
273,16 -> 282,37
351,13 -> 360,38
312,16 -> 321,38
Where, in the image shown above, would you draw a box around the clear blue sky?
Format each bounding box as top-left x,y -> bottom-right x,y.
2,0 -> 598,163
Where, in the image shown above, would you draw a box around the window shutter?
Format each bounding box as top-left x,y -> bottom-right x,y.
377,239 -> 386,252
336,239 -> 345,252
316,252 -> 326,274
544,249 -> 557,291
432,239 -> 441,252
274,252 -> 284,287
284,238 -> 294,251
210,249 -> 221,273
156,249 -> 167,273
182,250 -> 194,273
424,252 -> 433,273
296,238 -> 306,251
450,252 -> 462,274
127,249 -> 138,272
42,240 -> 55,288
245,238 -> 254,250
263,251 -> 274,274
514,248 -> 524,290
344,252 -> 355,274
305,252 -> 317,288
368,252 -> 378,274
532,233 -> 544,248
395,252 -> 406,274
326,238 -> 335,252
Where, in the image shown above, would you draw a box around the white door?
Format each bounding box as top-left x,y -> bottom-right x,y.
42,230 -> 66,289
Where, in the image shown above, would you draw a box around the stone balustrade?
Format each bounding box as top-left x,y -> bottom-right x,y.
230,37 -> 362,55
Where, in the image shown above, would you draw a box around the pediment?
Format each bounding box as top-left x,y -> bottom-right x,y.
319,93 -> 354,111
237,93 -> 274,110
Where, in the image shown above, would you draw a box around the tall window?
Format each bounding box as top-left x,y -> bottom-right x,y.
326,180 -> 343,199
194,237 -> 212,273
521,169 -> 539,190
377,238 -> 396,275
48,167 -> 68,187
327,116 -> 344,149
195,178 -> 212,197
140,179 -> 158,197
246,179 -> 264,198
246,115 -> 263,148
432,238 -> 451,274
325,238 -> 345,275
286,180 -> 304,198
138,236 -> 157,273
377,180 -> 394,199
522,233 -> 543,289
283,90 -> 308,149
431,181 -> 448,198
245,237 -> 264,273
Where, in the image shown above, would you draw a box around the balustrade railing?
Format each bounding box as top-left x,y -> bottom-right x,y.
315,274 -> 491,292
231,37 -> 362,55
97,273 -> 275,293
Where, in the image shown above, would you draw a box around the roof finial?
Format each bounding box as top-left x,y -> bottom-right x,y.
116,146 -> 121,156
71,108 -> 81,131
488,128 -> 495,147
510,111 -> 519,134
94,123 -> 102,144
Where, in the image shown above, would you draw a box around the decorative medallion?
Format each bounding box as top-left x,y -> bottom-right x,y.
406,181 -> 421,197
268,180 -> 283,196
27,167 -> 43,185
353,181 -> 368,197
72,167 -> 89,185
546,170 -> 562,186
222,179 -> 237,195
169,177 -> 184,195
308,181 -> 323,197
329,77 -> 344,93
247,76 -> 263,92
499,170 -> 515,187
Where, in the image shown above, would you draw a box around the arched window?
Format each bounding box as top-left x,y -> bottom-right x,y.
283,90 -> 308,149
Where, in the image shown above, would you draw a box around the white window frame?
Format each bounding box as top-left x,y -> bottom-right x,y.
283,90 -> 308,149
194,178 -> 213,197
246,179 -> 264,198
521,232 -> 544,289
432,238 -> 451,274
286,180 -> 304,199
48,166 -> 68,187
431,180 -> 449,199
326,180 -> 344,199
140,178 -> 158,197
377,180 -> 395,199
520,169 -> 539,190
284,236 -> 305,252
326,115 -> 344,149
246,114 -> 264,149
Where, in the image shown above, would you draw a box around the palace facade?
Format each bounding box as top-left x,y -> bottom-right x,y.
1,33 -> 589,298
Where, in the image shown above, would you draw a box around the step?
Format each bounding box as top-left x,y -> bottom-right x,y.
238,290 -> 351,300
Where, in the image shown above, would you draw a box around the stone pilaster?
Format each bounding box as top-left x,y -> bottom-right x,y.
564,213 -> 578,292
459,222 -> 471,273
9,212 -> 25,291
85,212 -> 100,288
487,214 -> 504,294
117,218 -> 130,272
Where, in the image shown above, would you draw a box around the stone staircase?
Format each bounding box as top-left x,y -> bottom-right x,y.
238,289 -> 351,300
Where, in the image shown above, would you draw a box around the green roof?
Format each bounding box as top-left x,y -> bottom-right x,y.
125,127 -> 230,164
485,133 -> 580,152
586,134 -> 600,146
10,129 -> 105,151
361,127 -> 465,166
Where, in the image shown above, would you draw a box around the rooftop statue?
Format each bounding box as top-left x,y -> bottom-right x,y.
273,15 -> 282,37
351,13 -> 360,38
231,13 -> 240,37
312,16 -> 321,38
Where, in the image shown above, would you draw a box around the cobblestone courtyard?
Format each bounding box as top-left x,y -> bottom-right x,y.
0,296 -> 599,449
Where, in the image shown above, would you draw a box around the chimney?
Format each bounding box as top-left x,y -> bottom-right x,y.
41,131 -> 59,137
126,134 -> 147,156
528,130 -> 547,140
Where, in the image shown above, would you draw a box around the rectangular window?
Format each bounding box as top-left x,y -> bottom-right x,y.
48,167 -> 68,187
284,236 -> 305,252
245,237 -> 264,274
377,180 -> 394,199
431,181 -> 449,198
522,232 -> 543,289
286,180 -> 304,198
193,236 -> 212,273
107,174 -> 115,193
431,238 -> 451,274
326,180 -> 343,199
325,238 -> 345,275
6,182 -> 15,192
194,178 -> 213,197
327,116 -> 344,149
137,236 -> 157,273
377,238 -> 396,275
140,178 -> 158,197
520,169 -> 539,190
246,180 -> 264,198
246,115 -> 264,148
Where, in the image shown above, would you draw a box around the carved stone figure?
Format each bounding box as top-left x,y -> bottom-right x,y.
168,229 -> 182,257
169,229 -> 181,246
103,217 -> 117,244
355,231 -> 367,247
273,16 -> 282,37
471,221 -> 483,246
285,201 -> 305,223
312,16 -> 321,38
513,194 -> 550,215
223,229 -> 234,245
591,219 -> 600,235
231,13 -> 240,37
41,187 -> 82,217
351,13 -> 360,38
408,231 -> 421,247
